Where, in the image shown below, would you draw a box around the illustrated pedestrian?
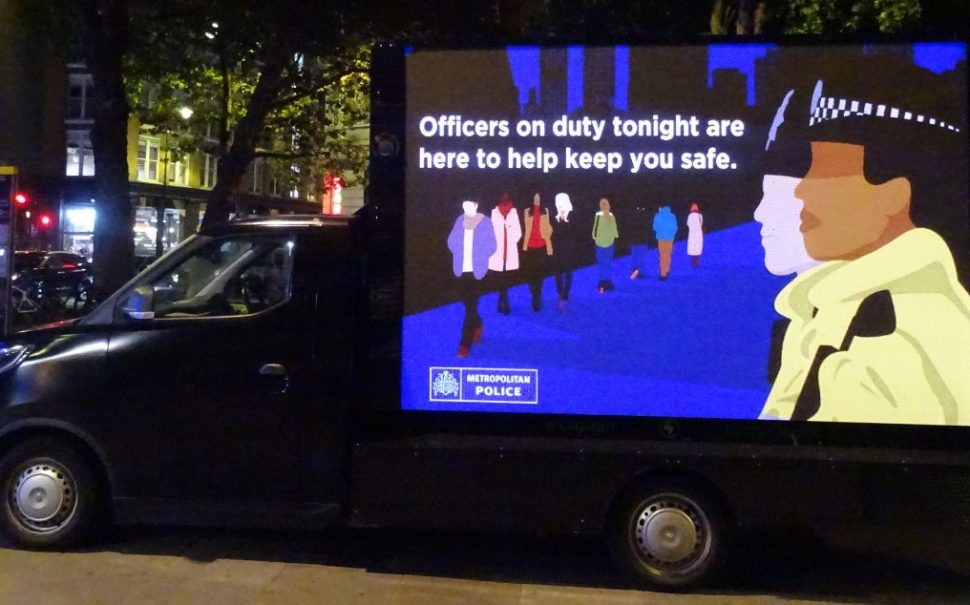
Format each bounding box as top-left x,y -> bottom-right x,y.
592,198 -> 619,293
522,193 -> 554,311
447,200 -> 497,358
626,205 -> 650,280
652,206 -> 678,280
551,193 -> 578,310
488,193 -> 522,315
686,203 -> 704,268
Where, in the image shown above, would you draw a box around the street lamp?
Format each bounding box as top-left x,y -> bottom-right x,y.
178,106 -> 194,120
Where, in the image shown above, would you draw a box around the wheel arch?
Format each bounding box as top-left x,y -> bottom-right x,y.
603,464 -> 737,533
0,419 -> 115,502
603,464 -> 739,589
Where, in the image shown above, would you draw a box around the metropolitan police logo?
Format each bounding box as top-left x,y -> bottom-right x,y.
429,367 -> 538,404
431,369 -> 460,399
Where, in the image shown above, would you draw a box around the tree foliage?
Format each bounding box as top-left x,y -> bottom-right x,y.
785,0 -> 921,34
711,0 -> 923,35
124,1 -> 372,227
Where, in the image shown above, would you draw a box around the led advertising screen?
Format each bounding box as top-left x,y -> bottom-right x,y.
401,42 -> 970,425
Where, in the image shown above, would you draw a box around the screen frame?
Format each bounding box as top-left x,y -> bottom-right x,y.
368,35 -> 970,451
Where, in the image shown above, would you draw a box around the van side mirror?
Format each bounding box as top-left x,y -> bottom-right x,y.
122,285 -> 155,320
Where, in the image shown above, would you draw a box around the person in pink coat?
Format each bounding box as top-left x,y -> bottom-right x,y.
488,193 -> 522,315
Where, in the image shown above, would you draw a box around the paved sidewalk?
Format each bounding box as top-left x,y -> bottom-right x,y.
0,524 -> 968,604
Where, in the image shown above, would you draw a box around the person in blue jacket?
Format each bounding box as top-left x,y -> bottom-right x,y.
652,206 -> 678,280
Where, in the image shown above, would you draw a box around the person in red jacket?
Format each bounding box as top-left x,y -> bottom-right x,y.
522,193 -> 554,311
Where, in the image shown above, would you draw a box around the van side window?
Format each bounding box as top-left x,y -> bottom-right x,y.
148,236 -> 295,318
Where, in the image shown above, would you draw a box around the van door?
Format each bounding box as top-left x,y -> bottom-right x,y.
102,231 -> 314,505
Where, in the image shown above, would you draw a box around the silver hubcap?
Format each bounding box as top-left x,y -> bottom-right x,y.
642,508 -> 697,562
9,462 -> 77,533
633,494 -> 711,576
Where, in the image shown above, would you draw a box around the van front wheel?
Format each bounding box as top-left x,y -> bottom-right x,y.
608,482 -> 729,590
0,438 -> 102,549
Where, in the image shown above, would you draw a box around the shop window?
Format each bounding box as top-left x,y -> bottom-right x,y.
134,207 -> 184,259
61,204 -> 96,259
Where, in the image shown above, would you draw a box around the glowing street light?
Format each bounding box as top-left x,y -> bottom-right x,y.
179,106 -> 194,120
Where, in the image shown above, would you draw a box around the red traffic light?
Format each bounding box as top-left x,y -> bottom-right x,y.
38,213 -> 53,229
13,192 -> 28,206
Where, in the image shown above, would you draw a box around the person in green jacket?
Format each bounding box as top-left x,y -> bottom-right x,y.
592,197 -> 619,293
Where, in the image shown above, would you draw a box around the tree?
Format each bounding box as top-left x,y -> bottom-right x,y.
23,0 -> 373,289
784,0 -> 921,33
72,0 -> 135,295
16,0 -> 137,294
125,1 -> 372,229
711,0 -> 923,35
199,40 -> 369,228
712,0 -> 773,34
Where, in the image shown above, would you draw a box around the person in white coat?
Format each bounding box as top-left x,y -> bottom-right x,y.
686,203 -> 703,268
551,193 -> 578,310
488,193 -> 522,314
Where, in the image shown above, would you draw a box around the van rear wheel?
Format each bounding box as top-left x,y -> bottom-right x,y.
608,481 -> 729,590
0,438 -> 103,549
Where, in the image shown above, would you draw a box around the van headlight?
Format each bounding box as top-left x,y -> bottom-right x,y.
0,345 -> 31,374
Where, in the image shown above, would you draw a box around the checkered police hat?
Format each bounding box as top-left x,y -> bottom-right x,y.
809,80 -> 961,133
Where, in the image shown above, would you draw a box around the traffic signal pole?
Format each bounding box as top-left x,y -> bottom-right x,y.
0,166 -> 17,337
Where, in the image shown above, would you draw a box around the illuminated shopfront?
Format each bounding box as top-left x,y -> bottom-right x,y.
60,204 -> 95,257
59,200 -> 191,263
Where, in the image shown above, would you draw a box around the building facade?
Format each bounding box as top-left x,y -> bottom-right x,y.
1,2 -> 366,265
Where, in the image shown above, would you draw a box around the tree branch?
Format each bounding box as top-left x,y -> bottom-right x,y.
268,66 -> 367,110
219,50 -> 231,156
253,150 -> 314,159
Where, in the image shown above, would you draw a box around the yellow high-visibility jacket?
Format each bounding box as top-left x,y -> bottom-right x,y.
760,228 -> 970,425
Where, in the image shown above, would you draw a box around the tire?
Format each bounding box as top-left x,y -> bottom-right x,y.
607,479 -> 731,590
67,287 -> 88,316
72,281 -> 97,315
0,438 -> 104,549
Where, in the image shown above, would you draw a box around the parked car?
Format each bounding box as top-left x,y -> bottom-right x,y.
11,251 -> 93,320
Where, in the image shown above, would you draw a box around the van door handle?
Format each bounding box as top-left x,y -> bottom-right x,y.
259,363 -> 287,376
258,363 -> 289,395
